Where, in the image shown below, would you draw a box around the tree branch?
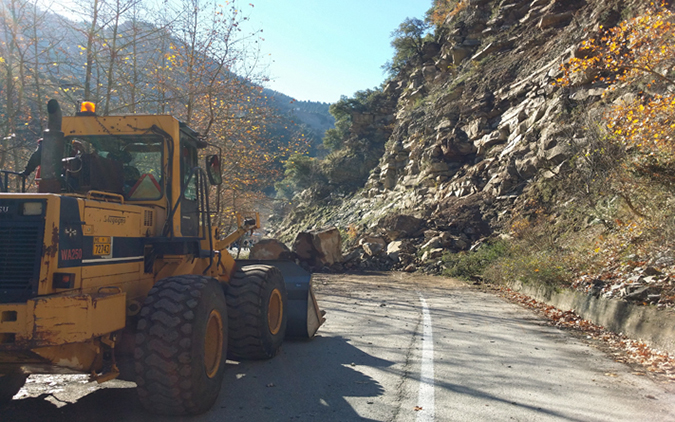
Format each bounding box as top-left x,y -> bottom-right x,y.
619,65 -> 675,86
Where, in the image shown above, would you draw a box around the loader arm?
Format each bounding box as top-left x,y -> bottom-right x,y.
216,212 -> 260,252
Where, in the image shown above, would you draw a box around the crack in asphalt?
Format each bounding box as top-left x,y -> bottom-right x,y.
390,290 -> 423,422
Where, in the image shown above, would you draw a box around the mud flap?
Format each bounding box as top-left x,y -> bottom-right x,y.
235,260 -> 325,338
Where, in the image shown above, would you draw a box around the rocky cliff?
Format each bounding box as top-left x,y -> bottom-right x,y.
273,0 -> 659,273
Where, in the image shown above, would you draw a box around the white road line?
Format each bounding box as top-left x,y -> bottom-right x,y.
417,294 -> 435,422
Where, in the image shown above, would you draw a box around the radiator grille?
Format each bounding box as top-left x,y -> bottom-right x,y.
144,210 -> 153,227
0,223 -> 42,302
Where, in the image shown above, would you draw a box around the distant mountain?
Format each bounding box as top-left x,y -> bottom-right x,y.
263,89 -> 335,157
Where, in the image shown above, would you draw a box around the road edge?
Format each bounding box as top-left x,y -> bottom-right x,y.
507,280 -> 675,355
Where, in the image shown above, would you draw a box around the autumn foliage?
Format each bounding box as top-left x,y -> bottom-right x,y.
558,2 -> 675,171
0,0 -> 309,228
426,0 -> 468,27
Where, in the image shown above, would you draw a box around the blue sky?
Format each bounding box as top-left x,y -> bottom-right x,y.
246,1 -> 432,103
42,0 -> 432,104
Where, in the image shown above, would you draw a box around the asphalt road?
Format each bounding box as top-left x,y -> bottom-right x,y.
3,272 -> 675,421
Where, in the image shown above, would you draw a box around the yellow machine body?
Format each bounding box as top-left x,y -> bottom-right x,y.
0,109 -> 320,385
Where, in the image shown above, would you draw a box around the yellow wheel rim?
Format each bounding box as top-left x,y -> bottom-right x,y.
204,309 -> 224,379
268,288 -> 283,335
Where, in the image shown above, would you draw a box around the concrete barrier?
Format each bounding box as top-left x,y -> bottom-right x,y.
508,281 -> 675,355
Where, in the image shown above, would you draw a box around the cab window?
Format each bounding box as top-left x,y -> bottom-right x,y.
181,145 -> 198,201
64,135 -> 164,201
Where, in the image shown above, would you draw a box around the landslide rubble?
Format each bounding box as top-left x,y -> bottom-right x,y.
272,0 -> 675,295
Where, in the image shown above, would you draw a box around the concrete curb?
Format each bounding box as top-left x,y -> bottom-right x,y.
508,281 -> 675,355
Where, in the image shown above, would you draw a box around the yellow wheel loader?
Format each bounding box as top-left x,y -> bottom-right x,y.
0,99 -> 324,415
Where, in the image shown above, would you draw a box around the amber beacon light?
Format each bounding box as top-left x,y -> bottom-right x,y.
80,101 -> 96,113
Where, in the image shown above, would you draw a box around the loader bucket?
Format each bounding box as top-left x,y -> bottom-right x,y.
235,260 -> 325,338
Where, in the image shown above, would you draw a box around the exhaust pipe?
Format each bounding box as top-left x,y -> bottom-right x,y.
38,99 -> 65,193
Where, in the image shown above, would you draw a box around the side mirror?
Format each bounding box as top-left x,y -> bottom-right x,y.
206,154 -> 222,185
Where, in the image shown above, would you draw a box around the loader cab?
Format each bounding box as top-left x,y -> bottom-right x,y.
61,134 -> 165,201
54,105 -> 216,240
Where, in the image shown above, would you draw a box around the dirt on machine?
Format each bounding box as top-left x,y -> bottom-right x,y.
0,99 -> 324,415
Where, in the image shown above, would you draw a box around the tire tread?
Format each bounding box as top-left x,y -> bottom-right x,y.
226,265 -> 287,360
135,275 -> 225,415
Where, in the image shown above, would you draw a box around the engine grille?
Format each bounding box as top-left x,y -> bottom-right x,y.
0,221 -> 43,303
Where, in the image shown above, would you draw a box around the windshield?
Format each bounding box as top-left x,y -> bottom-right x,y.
64,134 -> 164,201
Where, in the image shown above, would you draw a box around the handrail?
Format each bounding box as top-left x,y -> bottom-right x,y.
0,170 -> 27,193
86,190 -> 125,203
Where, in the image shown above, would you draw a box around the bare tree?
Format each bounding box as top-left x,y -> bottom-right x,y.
82,0 -> 104,101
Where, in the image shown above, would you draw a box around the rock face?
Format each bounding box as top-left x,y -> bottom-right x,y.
273,0 -> 643,273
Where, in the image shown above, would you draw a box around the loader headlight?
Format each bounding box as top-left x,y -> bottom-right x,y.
22,202 -> 43,215
53,273 -> 75,289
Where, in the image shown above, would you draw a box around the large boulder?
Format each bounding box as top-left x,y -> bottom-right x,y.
249,239 -> 293,260
293,227 -> 343,267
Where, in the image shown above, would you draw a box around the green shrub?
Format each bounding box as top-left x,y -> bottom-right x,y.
443,235 -> 572,288
275,154 -> 324,200
322,128 -> 344,152
442,239 -> 510,279
483,247 -> 571,288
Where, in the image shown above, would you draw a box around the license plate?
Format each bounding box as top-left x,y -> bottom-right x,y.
93,236 -> 111,256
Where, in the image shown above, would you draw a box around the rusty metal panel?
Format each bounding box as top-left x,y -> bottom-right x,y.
39,195 -> 67,297
30,292 -> 126,346
32,296 -> 89,344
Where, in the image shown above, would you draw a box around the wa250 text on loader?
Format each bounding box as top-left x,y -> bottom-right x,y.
0,99 -> 324,415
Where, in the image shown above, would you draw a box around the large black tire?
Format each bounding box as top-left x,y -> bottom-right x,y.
0,373 -> 27,404
135,275 -> 227,415
226,265 -> 288,360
